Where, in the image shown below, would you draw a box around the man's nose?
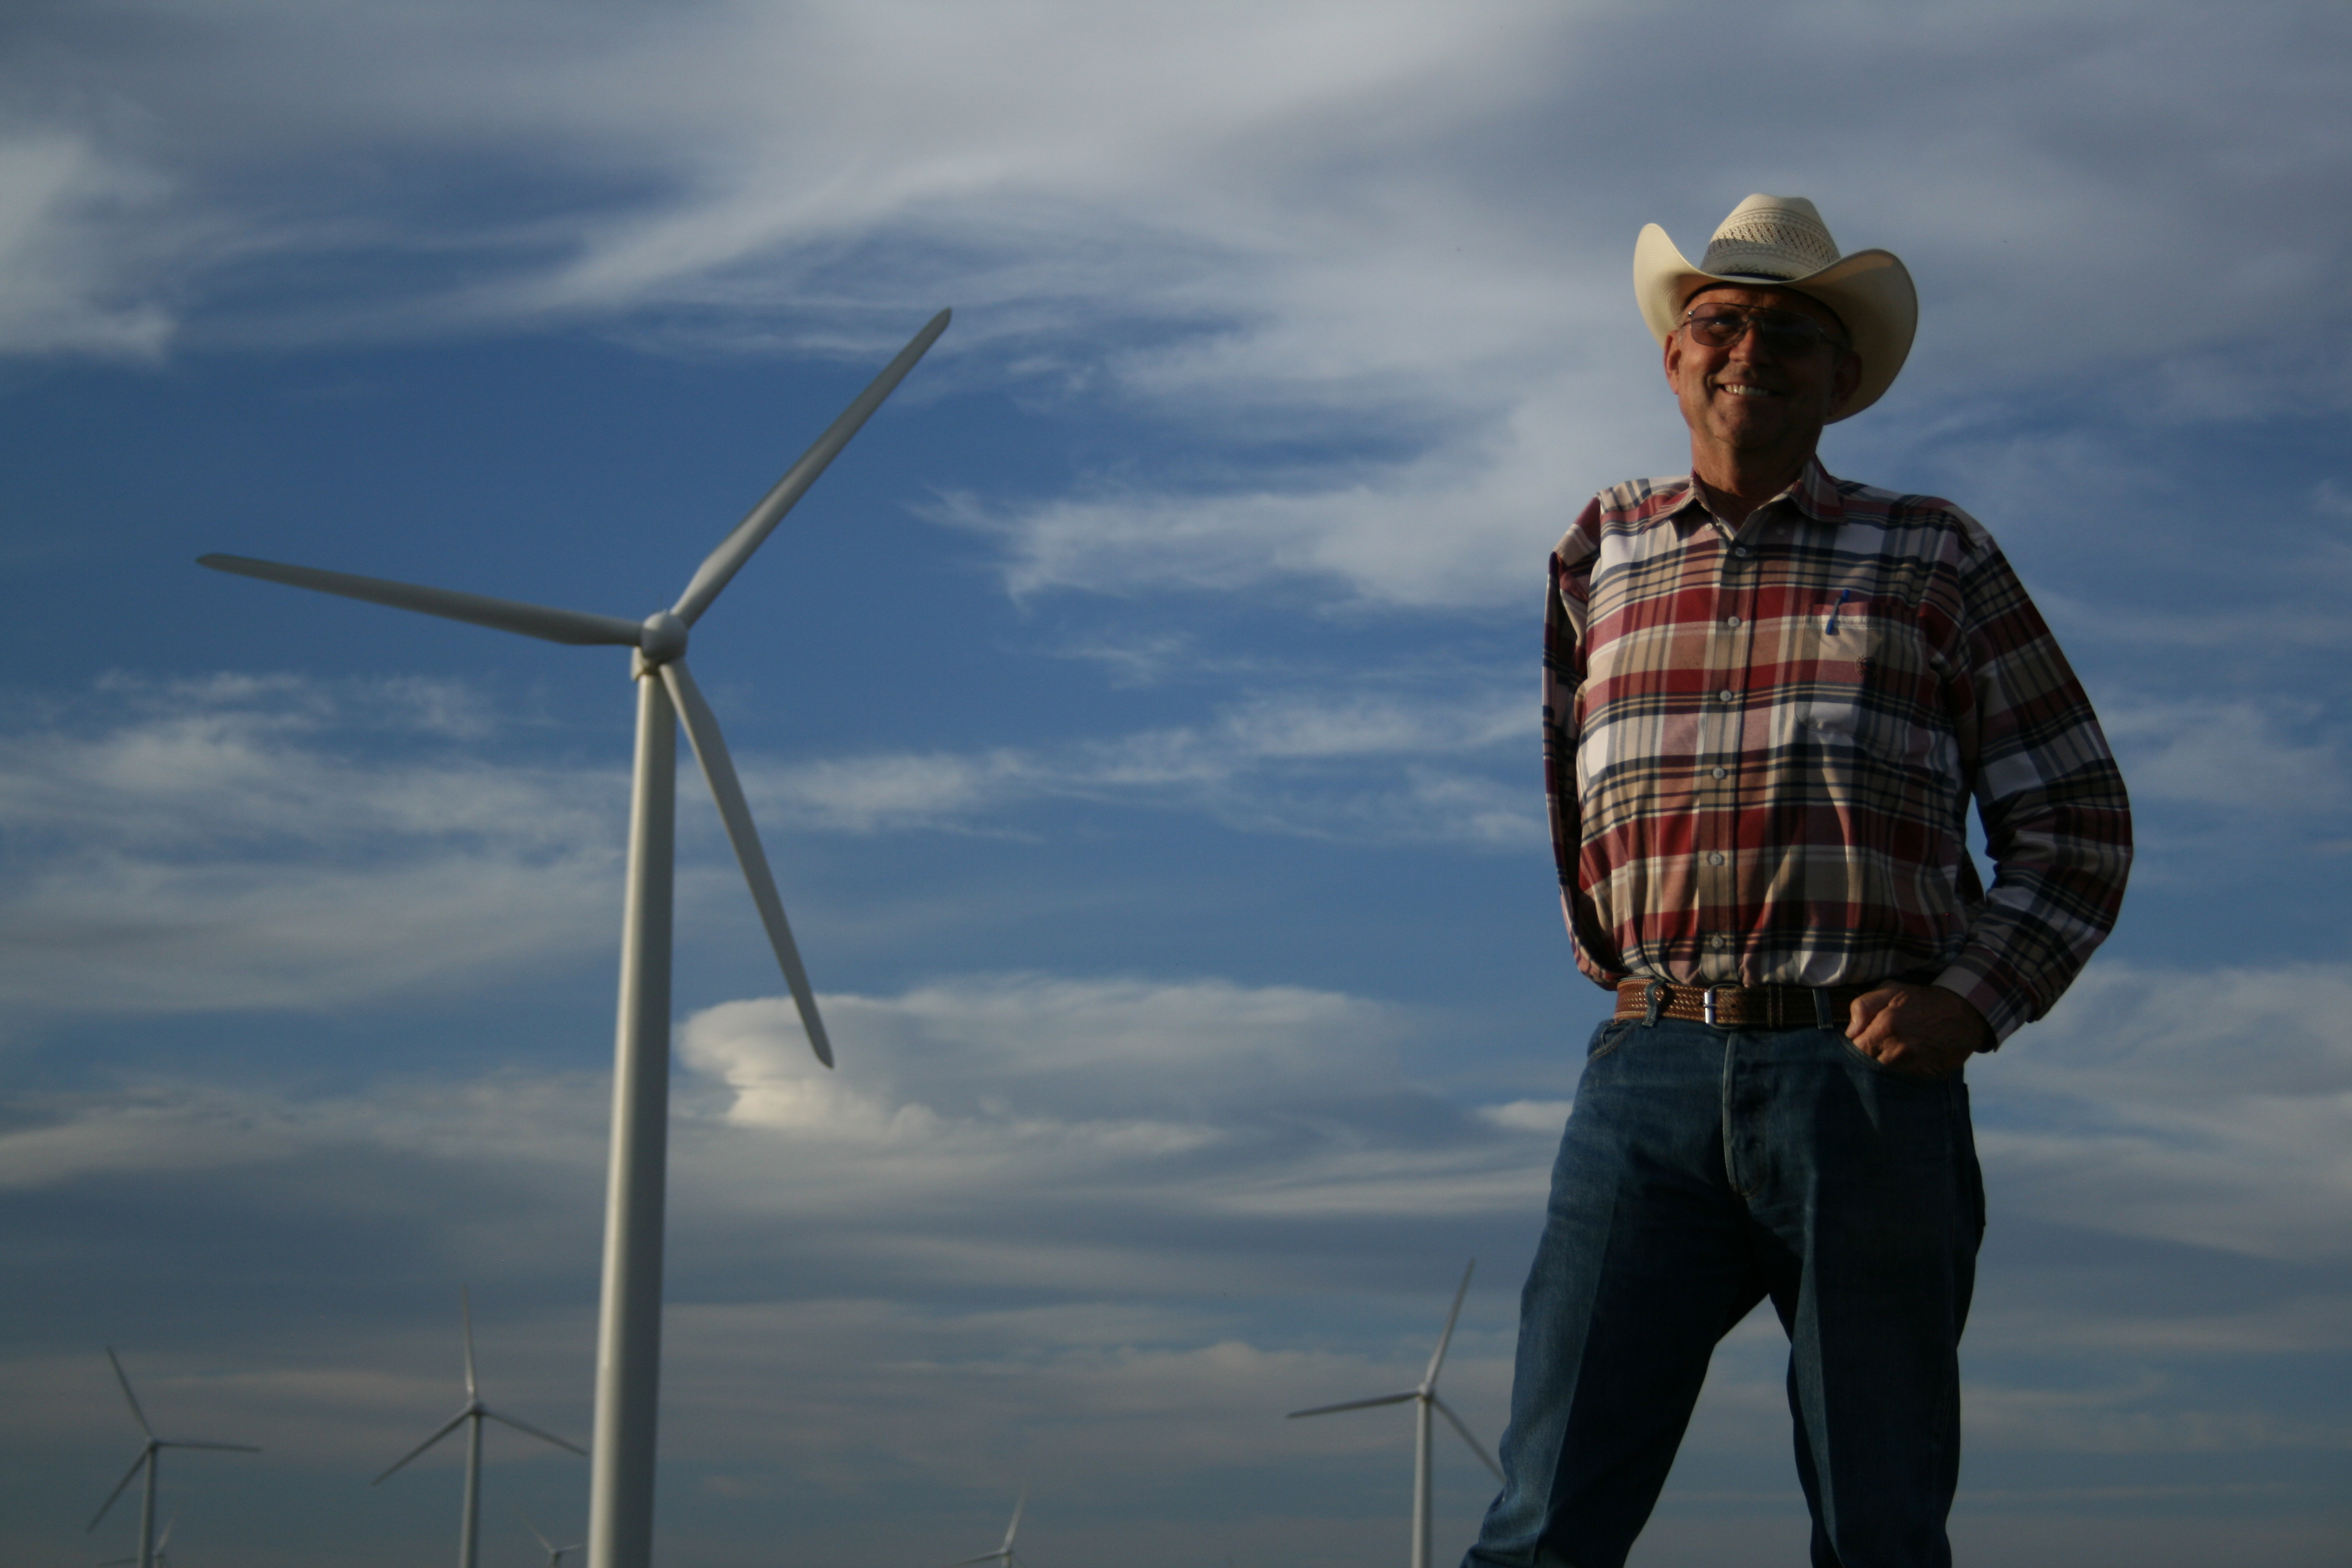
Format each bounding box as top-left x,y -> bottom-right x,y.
1725,321 -> 1776,360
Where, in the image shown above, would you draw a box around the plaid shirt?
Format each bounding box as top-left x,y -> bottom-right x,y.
1544,459 -> 2131,1042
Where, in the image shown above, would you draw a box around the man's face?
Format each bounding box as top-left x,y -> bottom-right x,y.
1662,284 -> 1863,462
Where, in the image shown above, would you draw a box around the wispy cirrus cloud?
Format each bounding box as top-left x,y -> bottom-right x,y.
8,1 -> 2345,612
1976,961 -> 2352,1265
0,668 -> 1537,1021
2097,696 -> 2352,818
0,675 -> 624,1017
747,681 -> 1539,842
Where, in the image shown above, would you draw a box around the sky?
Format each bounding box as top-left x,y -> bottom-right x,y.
2,1 -> 2349,1565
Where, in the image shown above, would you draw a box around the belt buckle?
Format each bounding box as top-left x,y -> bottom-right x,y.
1703,987 -> 1721,1027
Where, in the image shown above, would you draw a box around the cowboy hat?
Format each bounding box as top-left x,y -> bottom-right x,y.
1633,194 -> 1917,420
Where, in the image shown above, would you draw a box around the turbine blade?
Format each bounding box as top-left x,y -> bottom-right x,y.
86,1449 -> 148,1532
669,308 -> 952,626
515,1504 -> 555,1552
480,1406 -> 589,1456
1004,1488 -> 1026,1550
1424,1258 -> 1476,1388
1432,1395 -> 1504,1482
1286,1391 -> 1416,1419
106,1347 -> 155,1439
661,659 -> 834,1067
461,1286 -> 478,1400
198,555 -> 641,647
374,1411 -> 470,1483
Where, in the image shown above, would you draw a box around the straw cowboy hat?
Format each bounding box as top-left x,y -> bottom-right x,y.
1633,194 -> 1918,420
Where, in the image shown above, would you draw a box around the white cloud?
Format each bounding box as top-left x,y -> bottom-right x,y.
0,676 -> 626,1017
679,972 -> 1401,1145
1479,1099 -> 1573,1134
0,965 -> 1537,1256
1979,961 -> 2352,1263
935,365 -> 1665,610
0,131 -> 178,357
2097,696 -> 2351,817
1962,1376 -> 2352,1455
9,957 -> 2350,1564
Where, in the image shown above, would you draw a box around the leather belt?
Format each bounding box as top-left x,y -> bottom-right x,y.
1614,978 -> 1873,1030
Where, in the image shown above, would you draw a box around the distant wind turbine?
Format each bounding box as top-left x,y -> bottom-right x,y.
517,1505 -> 585,1568
949,1489 -> 1027,1568
199,307 -> 950,1568
1287,1260 -> 1501,1568
376,1290 -> 586,1568
87,1348 -> 259,1568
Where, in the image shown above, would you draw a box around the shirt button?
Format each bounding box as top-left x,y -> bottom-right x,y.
1717,688 -> 1736,702
1734,546 -> 1752,558
1708,933 -> 1728,949
1707,852 -> 1725,866
1711,766 -> 1728,779
1724,615 -> 1741,628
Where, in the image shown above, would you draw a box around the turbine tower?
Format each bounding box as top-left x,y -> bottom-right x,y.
377,1290 -> 586,1568
87,1348 -> 259,1568
949,1489 -> 1027,1568
198,307 -> 950,1568
1287,1260 -> 1502,1568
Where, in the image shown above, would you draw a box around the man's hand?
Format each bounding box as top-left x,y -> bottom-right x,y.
1845,983 -> 1991,1079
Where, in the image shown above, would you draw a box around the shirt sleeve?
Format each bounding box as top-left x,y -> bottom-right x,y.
1544,500 -> 1625,991
1930,524 -> 2134,1042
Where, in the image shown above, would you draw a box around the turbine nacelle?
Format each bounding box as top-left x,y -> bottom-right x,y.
635,612 -> 688,670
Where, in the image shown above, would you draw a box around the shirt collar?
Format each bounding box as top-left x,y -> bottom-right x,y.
1662,456 -> 1847,532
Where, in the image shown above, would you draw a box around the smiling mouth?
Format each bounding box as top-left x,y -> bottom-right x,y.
1716,381 -> 1782,399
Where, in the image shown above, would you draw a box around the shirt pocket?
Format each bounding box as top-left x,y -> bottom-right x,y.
1789,598 -> 1936,768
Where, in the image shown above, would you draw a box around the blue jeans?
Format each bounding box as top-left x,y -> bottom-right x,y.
1463,1010 -> 1984,1568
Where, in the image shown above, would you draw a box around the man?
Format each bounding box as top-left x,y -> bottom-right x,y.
1462,196 -> 2132,1567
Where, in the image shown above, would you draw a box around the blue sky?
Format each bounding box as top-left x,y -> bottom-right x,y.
3,2 -> 2348,1565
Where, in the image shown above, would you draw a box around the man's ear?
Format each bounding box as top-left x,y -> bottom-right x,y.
1662,329 -> 1687,394
1826,348 -> 1864,417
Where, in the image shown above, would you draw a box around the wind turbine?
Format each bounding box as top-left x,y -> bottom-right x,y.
949,1489 -> 1026,1568
517,1506 -> 585,1568
376,1290 -> 586,1568
198,307 -> 949,1568
87,1348 -> 259,1568
1287,1260 -> 1501,1568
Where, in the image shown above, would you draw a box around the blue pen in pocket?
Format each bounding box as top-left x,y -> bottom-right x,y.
1824,588 -> 1854,635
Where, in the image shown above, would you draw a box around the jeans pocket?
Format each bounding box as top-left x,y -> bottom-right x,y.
1587,1017 -> 1636,1060
1830,1026 -> 1951,1086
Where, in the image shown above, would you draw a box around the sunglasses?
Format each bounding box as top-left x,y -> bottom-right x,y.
1680,306 -> 1847,354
